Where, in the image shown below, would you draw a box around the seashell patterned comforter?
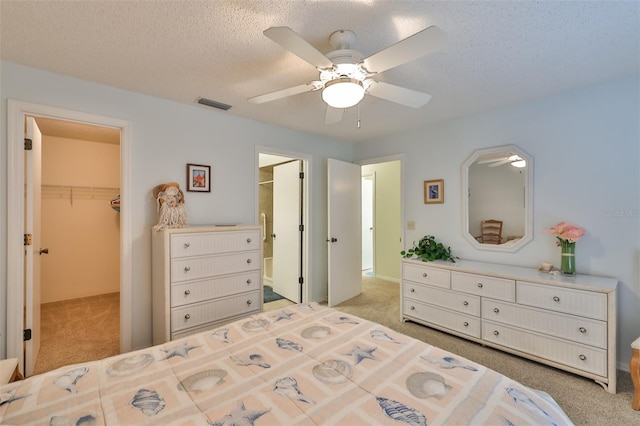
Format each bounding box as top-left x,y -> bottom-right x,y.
0,303 -> 573,425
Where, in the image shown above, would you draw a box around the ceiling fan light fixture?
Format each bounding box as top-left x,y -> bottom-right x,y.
322,77 -> 365,109
510,156 -> 526,168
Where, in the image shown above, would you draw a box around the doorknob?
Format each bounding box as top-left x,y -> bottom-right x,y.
326,237 -> 338,243
39,248 -> 49,255
271,233 -> 276,239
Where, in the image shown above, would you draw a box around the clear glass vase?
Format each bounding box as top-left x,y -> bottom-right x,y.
560,240 -> 576,276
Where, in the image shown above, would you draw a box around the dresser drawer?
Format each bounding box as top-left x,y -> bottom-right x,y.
404,299 -> 480,338
403,282 -> 480,316
482,299 -> 607,349
482,320 -> 607,377
451,272 -> 515,302
517,281 -> 607,320
171,251 -> 260,283
171,318 -> 239,341
171,291 -> 260,332
170,271 -> 261,307
402,263 -> 450,289
170,229 -> 261,258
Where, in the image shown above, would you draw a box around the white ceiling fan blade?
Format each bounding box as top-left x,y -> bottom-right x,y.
325,106 -> 344,124
488,159 -> 511,167
361,26 -> 446,74
477,157 -> 507,165
366,81 -> 431,108
248,81 -> 322,104
264,27 -> 334,70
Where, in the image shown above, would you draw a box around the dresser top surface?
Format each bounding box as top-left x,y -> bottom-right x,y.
154,225 -> 260,235
402,258 -> 618,292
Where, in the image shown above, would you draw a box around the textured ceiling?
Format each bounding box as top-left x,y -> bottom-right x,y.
2,1 -> 638,143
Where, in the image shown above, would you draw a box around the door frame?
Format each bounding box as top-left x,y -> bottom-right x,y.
255,145 -> 311,303
361,172 -> 375,272
6,100 -> 132,372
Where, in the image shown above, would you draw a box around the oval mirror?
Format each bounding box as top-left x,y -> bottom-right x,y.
461,145 -> 533,252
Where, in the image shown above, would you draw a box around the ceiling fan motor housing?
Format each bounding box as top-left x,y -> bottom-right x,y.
329,29 -> 357,50
321,49 -> 366,84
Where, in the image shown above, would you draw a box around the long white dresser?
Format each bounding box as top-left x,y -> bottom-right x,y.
401,258 -> 618,393
152,225 -> 263,345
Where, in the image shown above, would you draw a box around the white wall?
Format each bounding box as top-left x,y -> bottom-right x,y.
354,75 -> 640,370
41,136 -> 120,303
0,60 -> 353,354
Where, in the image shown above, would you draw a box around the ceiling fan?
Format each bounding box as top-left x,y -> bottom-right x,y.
248,26 -> 446,124
477,155 -> 527,168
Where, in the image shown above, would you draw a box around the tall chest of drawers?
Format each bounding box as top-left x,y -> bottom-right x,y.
152,226 -> 263,345
401,259 -> 618,393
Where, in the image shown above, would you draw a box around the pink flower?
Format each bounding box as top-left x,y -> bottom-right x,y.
546,222 -> 586,243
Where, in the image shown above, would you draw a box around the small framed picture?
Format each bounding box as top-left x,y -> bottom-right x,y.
187,163 -> 211,192
424,179 -> 444,204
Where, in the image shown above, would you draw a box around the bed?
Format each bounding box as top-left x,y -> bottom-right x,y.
0,303 -> 573,425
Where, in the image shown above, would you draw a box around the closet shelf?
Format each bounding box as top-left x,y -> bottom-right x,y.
42,184 -> 119,192
41,184 -> 120,204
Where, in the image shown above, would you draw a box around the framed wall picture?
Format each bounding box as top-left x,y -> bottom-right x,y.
187,163 -> 211,192
424,179 -> 444,204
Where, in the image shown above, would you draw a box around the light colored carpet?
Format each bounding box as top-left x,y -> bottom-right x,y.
332,275 -> 637,426
34,292 -> 120,375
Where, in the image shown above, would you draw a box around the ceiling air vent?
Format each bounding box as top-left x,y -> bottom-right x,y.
197,97 -> 232,111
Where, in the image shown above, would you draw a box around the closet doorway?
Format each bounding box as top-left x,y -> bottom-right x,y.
257,149 -> 309,304
32,117 -> 121,374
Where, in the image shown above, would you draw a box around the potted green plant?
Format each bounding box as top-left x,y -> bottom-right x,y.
401,235 -> 457,262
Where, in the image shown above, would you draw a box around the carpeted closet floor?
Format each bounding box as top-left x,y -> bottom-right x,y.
34,292 -> 120,375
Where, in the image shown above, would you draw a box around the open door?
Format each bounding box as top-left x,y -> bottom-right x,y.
24,116 -> 42,377
272,160 -> 302,302
327,158 -> 362,306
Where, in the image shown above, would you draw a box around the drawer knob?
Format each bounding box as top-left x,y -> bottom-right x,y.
463,301 -> 469,306
553,296 -> 560,302
247,238 -> 252,243
493,308 -> 499,313
410,288 -> 415,293
246,300 -> 252,305
183,242 -> 190,248
246,258 -> 252,264
184,266 -> 191,272
410,306 -> 415,311
493,330 -> 499,336
422,273 -> 428,278
579,327 -> 587,333
579,354 -> 587,361
246,279 -> 252,284
463,321 -> 469,327
184,314 -> 191,320
184,290 -> 191,295
477,283 -> 483,288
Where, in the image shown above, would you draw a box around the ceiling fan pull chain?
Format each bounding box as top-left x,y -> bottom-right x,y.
357,103 -> 361,129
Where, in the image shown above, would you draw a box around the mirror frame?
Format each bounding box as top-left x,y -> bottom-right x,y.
461,144 -> 534,252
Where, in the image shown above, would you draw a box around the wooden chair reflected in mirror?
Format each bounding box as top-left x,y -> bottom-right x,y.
478,219 -> 503,244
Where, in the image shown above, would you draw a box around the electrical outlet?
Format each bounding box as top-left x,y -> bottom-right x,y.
407,221 -> 416,230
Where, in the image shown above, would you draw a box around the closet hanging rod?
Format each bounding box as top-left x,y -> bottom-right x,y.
41,184 -> 120,191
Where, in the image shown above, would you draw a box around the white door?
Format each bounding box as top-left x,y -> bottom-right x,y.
272,160 -> 302,302
327,158 -> 362,307
362,175 -> 374,271
25,117 -> 42,377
